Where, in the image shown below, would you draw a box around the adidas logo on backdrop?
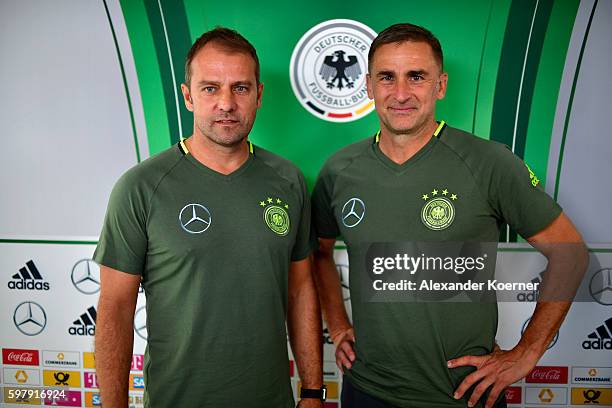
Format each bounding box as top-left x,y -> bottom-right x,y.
8,260 -> 50,291
582,318 -> 612,350
68,306 -> 97,336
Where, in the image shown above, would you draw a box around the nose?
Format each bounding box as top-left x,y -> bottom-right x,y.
394,79 -> 413,103
217,88 -> 236,112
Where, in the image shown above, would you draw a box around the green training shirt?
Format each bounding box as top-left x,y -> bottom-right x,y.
94,141 -> 316,408
312,124 -> 562,407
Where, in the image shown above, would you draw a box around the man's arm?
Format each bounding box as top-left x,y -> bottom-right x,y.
449,212 -> 588,408
287,256 -> 323,407
96,265 -> 141,408
312,238 -> 355,372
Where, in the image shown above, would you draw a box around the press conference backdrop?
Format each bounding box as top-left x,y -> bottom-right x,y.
1,0 -> 610,406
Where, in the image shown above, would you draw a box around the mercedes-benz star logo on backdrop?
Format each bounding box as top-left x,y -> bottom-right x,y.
522,317 -> 558,349
13,301 -> 47,336
134,306 -> 147,340
589,268 -> 612,305
290,19 -> 377,122
179,203 -> 212,234
341,197 -> 366,228
71,259 -> 100,294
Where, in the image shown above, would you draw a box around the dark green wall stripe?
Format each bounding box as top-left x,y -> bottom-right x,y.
472,0 -> 495,134
490,0 -> 553,157
554,0 -> 598,200
522,0 -> 580,189
511,0 -> 553,159
103,0 -> 141,163
490,0 -> 553,242
144,0 -> 192,144
158,0 -> 193,138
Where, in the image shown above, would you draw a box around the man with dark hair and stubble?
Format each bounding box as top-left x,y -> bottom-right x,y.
94,27 -> 325,408
312,23 -> 587,408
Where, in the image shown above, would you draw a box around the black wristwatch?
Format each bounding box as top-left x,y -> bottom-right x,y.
300,385 -> 327,401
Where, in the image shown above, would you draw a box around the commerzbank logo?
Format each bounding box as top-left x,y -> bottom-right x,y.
341,197 -> 365,228
420,187 -> 457,230
290,19 -> 377,122
179,203 -> 212,234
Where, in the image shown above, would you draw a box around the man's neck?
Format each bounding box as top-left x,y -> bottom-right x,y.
378,120 -> 439,165
185,134 -> 250,175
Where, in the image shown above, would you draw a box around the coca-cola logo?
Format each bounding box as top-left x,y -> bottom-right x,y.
505,386 -> 522,404
526,366 -> 568,384
2,348 -> 39,366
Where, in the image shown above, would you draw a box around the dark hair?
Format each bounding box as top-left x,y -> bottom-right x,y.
184,27 -> 260,86
368,23 -> 443,72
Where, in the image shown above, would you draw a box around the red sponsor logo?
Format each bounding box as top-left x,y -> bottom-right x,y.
2,348 -> 39,366
526,366 -> 568,384
131,354 -> 144,371
505,386 -> 522,404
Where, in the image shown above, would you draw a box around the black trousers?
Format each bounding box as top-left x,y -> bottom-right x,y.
341,377 -> 508,408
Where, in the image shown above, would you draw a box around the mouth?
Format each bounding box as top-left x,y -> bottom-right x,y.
214,119 -> 240,126
388,106 -> 418,114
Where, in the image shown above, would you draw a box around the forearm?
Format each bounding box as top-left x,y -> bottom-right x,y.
517,241 -> 588,358
95,302 -> 134,407
288,259 -> 323,389
312,247 -> 351,338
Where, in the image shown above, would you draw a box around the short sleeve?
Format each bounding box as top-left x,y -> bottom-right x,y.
311,164 -> 340,239
93,171 -> 148,275
291,171 -> 318,261
489,145 -> 562,238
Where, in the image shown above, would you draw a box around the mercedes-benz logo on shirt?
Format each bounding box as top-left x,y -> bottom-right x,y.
134,306 -> 147,340
590,268 -> 612,305
341,197 -> 366,228
179,203 -> 212,234
71,259 -> 100,294
13,301 -> 47,336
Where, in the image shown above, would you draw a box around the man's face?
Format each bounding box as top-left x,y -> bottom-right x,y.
366,41 -> 447,136
181,43 -> 263,147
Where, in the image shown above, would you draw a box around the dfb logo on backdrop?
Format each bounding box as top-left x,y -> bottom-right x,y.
8,260 -> 50,291
290,19 -> 377,122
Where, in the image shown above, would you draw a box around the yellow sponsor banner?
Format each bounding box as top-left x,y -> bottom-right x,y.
43,370 -> 81,387
85,391 -> 102,407
129,373 -> 146,391
571,387 -> 612,405
3,387 -> 43,404
297,381 -> 339,399
83,352 -> 96,369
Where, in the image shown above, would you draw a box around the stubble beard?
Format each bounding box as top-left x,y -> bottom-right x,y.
196,118 -> 251,148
